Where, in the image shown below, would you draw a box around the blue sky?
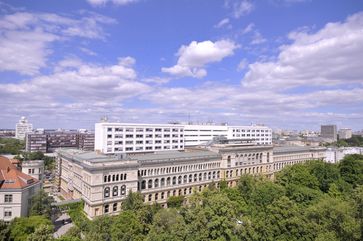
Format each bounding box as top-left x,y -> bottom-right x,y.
0,0 -> 363,131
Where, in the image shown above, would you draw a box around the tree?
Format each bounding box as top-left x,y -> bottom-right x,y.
123,190 -> 144,211
308,161 -> 340,193
27,224 -> 54,241
111,210 -> 145,241
29,190 -> 55,218
9,216 -> 52,241
250,180 -> 285,207
339,154 -> 363,187
237,174 -> 256,202
167,196 -> 184,208
84,216 -> 113,241
306,196 -> 361,241
183,192 -> 238,241
0,220 -> 10,241
276,163 -> 320,190
147,209 -> 187,241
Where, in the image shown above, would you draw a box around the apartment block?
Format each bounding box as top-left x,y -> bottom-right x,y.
321,125 -> 337,142
25,130 -> 95,153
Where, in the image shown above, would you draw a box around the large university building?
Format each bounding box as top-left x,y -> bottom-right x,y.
184,124 -> 272,146
95,122 -> 185,154
94,121 -> 272,154
56,139 -> 325,219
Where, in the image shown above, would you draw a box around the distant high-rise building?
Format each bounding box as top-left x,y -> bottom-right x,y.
338,128 -> 352,140
25,129 -> 94,153
321,125 -> 337,142
15,117 -> 33,140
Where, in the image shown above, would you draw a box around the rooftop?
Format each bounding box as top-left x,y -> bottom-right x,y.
0,156 -> 39,189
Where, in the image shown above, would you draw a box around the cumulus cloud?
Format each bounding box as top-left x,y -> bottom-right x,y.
242,11 -> 363,89
0,11 -> 115,75
162,40 -> 238,78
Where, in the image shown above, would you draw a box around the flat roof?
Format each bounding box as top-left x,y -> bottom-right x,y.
56,148 -> 220,171
273,146 -> 326,154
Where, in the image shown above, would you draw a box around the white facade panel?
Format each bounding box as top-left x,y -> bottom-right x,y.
95,123 -> 184,154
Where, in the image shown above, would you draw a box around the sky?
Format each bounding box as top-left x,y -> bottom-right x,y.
0,0 -> 363,131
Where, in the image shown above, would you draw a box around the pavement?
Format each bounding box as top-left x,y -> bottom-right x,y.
53,212 -> 74,238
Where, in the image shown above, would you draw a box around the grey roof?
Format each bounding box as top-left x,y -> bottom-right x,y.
56,148 -> 220,170
273,146 -> 326,154
129,150 -> 220,164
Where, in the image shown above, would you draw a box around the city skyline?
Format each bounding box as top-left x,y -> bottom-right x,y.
0,0 -> 363,130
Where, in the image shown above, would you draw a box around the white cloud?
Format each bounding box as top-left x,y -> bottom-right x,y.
225,0 -> 254,18
214,18 -> 230,28
0,11 -> 115,75
250,31 -> 267,45
87,0 -> 138,6
237,59 -> 248,71
243,11 -> 363,89
241,23 -> 255,34
162,40 -> 238,78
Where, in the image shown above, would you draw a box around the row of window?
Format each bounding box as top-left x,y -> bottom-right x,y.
139,171 -> 221,190
104,203 -> 118,213
104,185 -> 127,198
232,129 -> 270,133
107,134 -> 184,139
104,173 -> 127,183
138,162 -> 220,177
110,139 -> 183,145
107,127 -> 183,133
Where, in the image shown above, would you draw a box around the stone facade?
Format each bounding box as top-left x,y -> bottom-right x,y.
56,141 -> 326,219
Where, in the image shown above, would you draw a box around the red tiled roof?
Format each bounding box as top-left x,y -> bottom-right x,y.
0,156 -> 39,189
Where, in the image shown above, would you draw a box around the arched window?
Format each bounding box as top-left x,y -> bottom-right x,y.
113,203 -> 117,212
104,187 -> 110,198
189,174 -> 192,182
154,179 -> 159,188
178,176 -> 182,184
116,174 -> 119,181
124,174 -> 127,180
104,176 -> 107,183
199,173 -> 202,181
112,174 -> 115,181
121,185 -> 126,195
155,193 -> 158,200
141,180 -> 146,190
113,186 -> 118,196
148,180 -> 153,189
161,178 -> 165,187
167,177 -> 171,186
104,204 -> 109,213
204,172 -> 207,180
227,155 -> 231,167
108,175 -> 111,182
172,177 -> 177,185
183,175 -> 188,183
148,194 -> 152,201
194,174 -> 197,182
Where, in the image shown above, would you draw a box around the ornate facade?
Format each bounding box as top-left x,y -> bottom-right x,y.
56,140 -> 326,219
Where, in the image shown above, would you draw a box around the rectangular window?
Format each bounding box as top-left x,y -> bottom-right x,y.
136,128 -> 144,132
107,128 -> 112,132
4,209 -> 12,217
4,194 -> 12,203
